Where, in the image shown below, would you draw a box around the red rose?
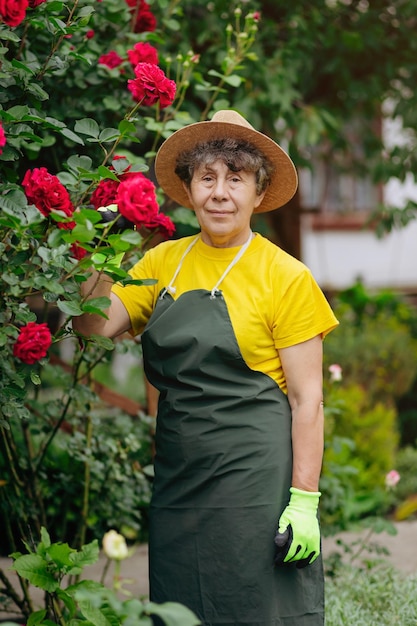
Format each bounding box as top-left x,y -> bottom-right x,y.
98,51 -> 124,69
86,29 -> 95,39
128,63 -> 176,108
125,0 -> 156,33
28,0 -> 47,6
0,0 -> 28,27
0,122 -> 6,155
22,167 -> 74,220
90,179 -> 119,209
127,42 -> 158,67
116,173 -> 159,227
13,322 -> 52,365
146,212 -> 176,239
70,243 -> 88,260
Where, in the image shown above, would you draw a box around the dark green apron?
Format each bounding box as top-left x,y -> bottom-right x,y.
141,237 -> 324,626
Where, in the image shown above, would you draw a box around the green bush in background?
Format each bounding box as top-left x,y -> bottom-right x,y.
320,283 -> 417,532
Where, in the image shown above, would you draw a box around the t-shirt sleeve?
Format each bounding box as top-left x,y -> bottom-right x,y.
272,265 -> 339,349
111,249 -> 160,337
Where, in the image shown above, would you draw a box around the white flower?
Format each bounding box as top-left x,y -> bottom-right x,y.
329,363 -> 342,382
385,469 -> 400,489
102,529 -> 128,560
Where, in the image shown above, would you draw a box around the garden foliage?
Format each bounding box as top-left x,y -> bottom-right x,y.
0,0 -> 261,620
320,283 -> 417,531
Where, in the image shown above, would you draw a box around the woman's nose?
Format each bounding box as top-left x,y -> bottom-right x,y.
212,178 -> 228,200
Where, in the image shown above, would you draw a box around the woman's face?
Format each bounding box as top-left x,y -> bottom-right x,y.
184,159 -> 265,248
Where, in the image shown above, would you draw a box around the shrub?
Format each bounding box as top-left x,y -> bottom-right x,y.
325,563 -> 417,625
320,382 -> 398,532
323,310 -> 417,405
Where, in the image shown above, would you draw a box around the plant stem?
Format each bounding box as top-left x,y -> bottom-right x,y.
78,406 -> 93,549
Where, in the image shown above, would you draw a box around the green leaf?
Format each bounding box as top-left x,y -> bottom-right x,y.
26,82 -> 49,101
75,118 -> 100,138
121,278 -> 157,287
27,609 -> 48,626
60,127 -> 85,145
30,371 -> 42,385
223,74 -> 243,87
89,335 -> 115,351
40,527 -> 51,550
0,189 -> 29,212
56,300 -> 84,316
56,588 -> 77,618
81,297 -> 111,314
44,115 -> 66,129
48,542 -> 77,569
12,554 -> 59,592
77,600 -> 114,626
68,221 -> 98,242
99,127 -> 120,143
70,539 -> 99,568
0,29 -> 21,43
145,601 -> 201,626
5,105 -> 30,120
118,120 -> 137,135
120,230 -> 142,245
67,154 -> 93,173
11,59 -> 36,75
78,5 -> 95,17
97,165 -> 119,181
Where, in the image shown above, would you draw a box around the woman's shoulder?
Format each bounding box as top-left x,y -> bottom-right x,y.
253,233 -> 310,275
145,235 -> 198,262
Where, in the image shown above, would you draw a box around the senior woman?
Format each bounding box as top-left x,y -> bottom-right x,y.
74,110 -> 338,625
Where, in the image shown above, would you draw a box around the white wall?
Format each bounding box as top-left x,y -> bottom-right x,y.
300,109 -> 417,291
301,219 -> 417,291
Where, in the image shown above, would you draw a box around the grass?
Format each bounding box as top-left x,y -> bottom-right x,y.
325,560 -> 417,625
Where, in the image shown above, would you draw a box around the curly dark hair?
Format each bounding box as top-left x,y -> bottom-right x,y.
175,137 -> 275,195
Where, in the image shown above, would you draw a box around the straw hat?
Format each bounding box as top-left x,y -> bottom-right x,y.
155,109 -> 298,213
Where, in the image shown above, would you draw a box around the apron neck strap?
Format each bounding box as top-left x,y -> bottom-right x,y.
210,230 -> 253,298
160,231 -> 254,300
159,235 -> 200,299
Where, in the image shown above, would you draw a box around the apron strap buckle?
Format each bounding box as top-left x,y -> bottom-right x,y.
210,288 -> 222,299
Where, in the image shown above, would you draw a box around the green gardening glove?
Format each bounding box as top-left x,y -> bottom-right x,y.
274,487 -> 321,568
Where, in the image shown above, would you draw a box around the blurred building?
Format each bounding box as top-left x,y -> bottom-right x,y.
298,111 -> 417,299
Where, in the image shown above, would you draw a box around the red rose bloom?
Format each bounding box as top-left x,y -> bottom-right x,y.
70,243 -> 88,260
13,322 -> 52,365
22,167 -> 74,219
128,63 -> 176,108
125,0 -> 156,33
0,122 -> 6,155
98,51 -> 124,69
90,179 -> 119,209
127,41 -> 158,67
0,0 -> 28,27
146,212 -> 176,239
86,29 -> 95,39
116,173 -> 159,227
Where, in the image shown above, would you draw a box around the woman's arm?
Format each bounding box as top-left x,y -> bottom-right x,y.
72,269 -> 132,339
279,335 -> 324,491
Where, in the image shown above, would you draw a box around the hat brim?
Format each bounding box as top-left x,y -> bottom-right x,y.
155,120 -> 298,213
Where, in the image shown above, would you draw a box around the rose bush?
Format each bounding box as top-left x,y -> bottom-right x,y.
0,0 -> 261,621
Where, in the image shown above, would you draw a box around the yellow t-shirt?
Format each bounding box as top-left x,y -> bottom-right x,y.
112,233 -> 339,392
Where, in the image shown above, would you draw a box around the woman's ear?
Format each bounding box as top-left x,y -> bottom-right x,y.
254,190 -> 266,210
